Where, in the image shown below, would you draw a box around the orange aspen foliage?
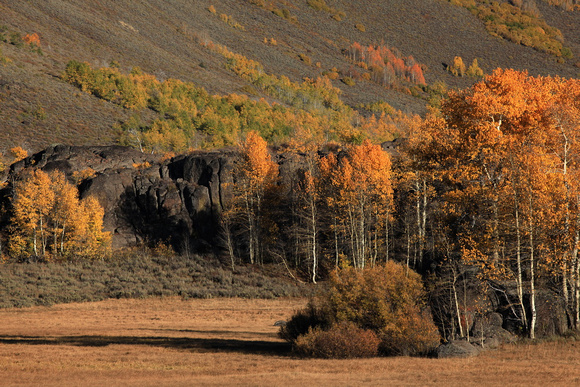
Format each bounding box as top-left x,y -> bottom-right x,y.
346,42 -> 427,86
409,63 -> 426,85
448,56 -> 465,77
10,170 -> 55,257
23,33 -> 40,47
320,141 -> 393,268
408,68 -> 580,335
79,196 -> 111,258
239,131 -> 278,192
236,131 -> 279,264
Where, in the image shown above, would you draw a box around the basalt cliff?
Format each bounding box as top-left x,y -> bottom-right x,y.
5,145 -> 238,251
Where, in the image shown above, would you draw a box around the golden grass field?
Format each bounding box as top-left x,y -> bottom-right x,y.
0,297 -> 579,386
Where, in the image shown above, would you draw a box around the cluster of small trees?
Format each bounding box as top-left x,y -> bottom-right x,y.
204,41 -> 344,112
346,42 -> 426,86
4,170 -> 110,261
447,56 -> 484,77
221,133 -> 395,283
63,60 -> 409,153
449,0 -> 572,57
223,69 -> 580,344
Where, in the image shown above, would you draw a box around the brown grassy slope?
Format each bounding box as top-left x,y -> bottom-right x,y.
0,44 -> 128,150
0,298 -> 579,386
1,0 -> 579,152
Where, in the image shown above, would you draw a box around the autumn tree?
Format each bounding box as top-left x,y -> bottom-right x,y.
466,58 -> 484,77
9,170 -> 110,260
10,169 -> 54,257
8,146 -> 28,163
319,141 -> 393,269
234,131 -> 279,264
546,78 -> 580,329
448,56 -> 466,76
23,33 -> 40,47
283,143 -> 324,282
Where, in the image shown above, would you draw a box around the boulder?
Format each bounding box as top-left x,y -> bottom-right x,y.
436,340 -> 481,358
470,312 -> 516,347
534,289 -> 569,337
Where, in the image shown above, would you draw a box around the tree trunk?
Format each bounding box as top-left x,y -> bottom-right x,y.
33,227 -> 38,256
245,193 -> 255,264
385,211 -> 390,262
529,195 -> 536,340
574,199 -> 580,328
515,205 -> 528,329
333,216 -> 339,269
452,265 -> 464,338
309,194 -> 318,283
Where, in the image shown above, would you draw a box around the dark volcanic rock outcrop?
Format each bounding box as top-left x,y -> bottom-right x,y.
6,145 -> 238,251
10,144 -> 157,176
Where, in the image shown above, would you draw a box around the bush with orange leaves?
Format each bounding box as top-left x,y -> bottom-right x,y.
294,322 -> 380,358
281,262 -> 440,357
23,33 -> 40,47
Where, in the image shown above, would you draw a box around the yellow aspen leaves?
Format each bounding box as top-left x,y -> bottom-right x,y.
9,170 -> 110,260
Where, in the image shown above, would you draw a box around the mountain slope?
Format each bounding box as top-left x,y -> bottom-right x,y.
1,0 -> 579,152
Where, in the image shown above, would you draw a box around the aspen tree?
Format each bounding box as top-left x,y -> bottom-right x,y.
11,170 -> 54,257
236,131 -> 279,264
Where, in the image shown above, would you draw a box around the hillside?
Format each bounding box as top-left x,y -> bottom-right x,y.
1,0 -> 580,152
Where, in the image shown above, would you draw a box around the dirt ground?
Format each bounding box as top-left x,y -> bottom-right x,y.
0,297 -> 579,386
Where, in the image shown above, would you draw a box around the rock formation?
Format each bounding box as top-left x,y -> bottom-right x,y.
6,145 -> 238,251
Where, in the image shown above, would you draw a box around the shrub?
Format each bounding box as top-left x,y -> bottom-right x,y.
294,322 -> 380,358
23,33 -> 40,47
0,48 -> 11,65
322,68 -> 340,80
247,0 -> 266,7
9,32 -> 24,48
0,25 -> 7,42
327,263 -> 440,356
279,300 -> 330,343
466,58 -> 484,77
341,76 -> 355,86
358,100 -> 395,115
298,53 -> 312,65
281,262 -> 441,357
332,12 -> 346,21
307,0 -> 327,11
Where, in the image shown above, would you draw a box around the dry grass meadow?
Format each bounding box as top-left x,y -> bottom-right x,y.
0,297 -> 579,386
